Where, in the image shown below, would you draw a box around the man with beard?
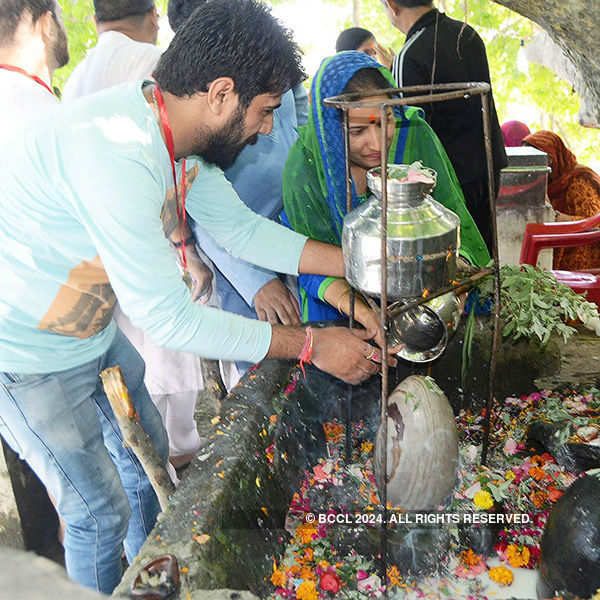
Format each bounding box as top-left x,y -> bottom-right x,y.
0,0 -> 69,131
0,0 -> 387,593
63,0 -> 214,473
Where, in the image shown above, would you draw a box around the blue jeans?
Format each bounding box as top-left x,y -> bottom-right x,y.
0,329 -> 168,594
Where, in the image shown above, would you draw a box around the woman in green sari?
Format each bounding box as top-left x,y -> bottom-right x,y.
281,51 -> 489,325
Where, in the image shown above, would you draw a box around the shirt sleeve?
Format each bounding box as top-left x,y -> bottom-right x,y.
292,83 -> 309,127
185,159 -> 308,276
65,152 -> 273,363
191,220 -> 277,306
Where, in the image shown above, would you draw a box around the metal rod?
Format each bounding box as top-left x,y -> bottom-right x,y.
343,109 -> 354,464
379,103 -> 389,593
387,268 -> 494,320
480,91 -> 502,466
323,82 -> 491,111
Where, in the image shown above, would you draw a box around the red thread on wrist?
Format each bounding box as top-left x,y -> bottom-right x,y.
298,326 -> 313,377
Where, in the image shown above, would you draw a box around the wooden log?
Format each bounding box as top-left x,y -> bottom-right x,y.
99,366 -> 174,511
199,359 -> 227,413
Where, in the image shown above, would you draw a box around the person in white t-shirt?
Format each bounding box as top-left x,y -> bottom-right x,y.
63,0 -> 214,473
0,0 -> 68,127
62,0 -> 161,100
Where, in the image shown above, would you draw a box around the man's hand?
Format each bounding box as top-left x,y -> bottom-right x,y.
254,278 -> 301,325
312,327 -> 388,385
185,254 -> 214,302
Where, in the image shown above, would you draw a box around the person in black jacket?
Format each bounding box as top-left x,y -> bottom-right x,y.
382,0 -> 507,253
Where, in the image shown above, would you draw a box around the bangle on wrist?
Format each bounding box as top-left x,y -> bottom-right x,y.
298,326 -> 313,377
172,235 -> 195,249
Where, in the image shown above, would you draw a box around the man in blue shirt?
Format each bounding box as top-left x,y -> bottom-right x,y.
0,0 -> 383,593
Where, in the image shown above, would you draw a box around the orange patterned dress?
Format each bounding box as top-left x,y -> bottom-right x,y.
523,130 -> 600,272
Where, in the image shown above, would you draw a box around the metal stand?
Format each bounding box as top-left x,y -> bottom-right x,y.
324,81 -> 502,590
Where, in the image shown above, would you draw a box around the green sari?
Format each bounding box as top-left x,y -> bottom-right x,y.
281,52 -> 490,321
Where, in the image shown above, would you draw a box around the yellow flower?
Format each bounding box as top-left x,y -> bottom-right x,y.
360,441 -> 374,453
489,566 -> 514,586
505,470 -> 516,480
296,579 -> 318,600
473,490 -> 494,510
506,544 -> 530,568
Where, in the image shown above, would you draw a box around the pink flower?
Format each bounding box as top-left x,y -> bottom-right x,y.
284,381 -> 297,395
357,570 -> 368,581
357,574 -> 382,595
503,438 -> 519,455
313,464 -> 329,482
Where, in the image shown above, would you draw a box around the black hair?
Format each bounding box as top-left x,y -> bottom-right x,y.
335,27 -> 374,53
344,67 -> 391,95
0,0 -> 55,44
387,0 -> 433,7
154,0 -> 305,106
167,0 -> 206,33
93,0 -> 154,23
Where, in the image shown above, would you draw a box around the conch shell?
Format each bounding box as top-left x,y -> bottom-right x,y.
374,375 -> 458,510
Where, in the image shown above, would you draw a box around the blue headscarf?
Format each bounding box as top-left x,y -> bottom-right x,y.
309,51 -> 413,238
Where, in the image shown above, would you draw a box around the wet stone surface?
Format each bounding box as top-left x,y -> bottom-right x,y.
113,319 -> 598,598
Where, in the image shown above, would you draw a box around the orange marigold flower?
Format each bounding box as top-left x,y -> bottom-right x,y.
269,414 -> 278,425
360,441 -> 374,453
318,560 -> 330,570
323,422 -> 344,443
296,580 -> 318,600
270,562 -> 287,588
303,548 -> 314,562
528,466 -> 546,481
531,490 -> 548,508
489,565 -> 514,586
299,566 -> 317,581
506,544 -> 530,568
387,565 -> 402,587
296,523 -> 318,545
460,549 -> 482,567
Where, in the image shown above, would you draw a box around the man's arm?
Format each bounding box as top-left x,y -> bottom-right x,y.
186,160 -> 345,279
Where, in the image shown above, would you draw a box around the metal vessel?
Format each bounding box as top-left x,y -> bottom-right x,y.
342,165 -> 460,300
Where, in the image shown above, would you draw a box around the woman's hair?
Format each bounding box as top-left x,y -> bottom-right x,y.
335,27 -> 374,52
343,67 -> 391,95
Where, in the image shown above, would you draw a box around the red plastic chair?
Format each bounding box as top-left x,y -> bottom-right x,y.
519,212 -> 600,306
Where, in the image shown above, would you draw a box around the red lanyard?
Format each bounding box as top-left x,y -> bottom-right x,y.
0,64 -> 55,97
152,85 -> 188,269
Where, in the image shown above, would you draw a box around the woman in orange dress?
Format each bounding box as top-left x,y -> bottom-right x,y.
523,130 -> 600,272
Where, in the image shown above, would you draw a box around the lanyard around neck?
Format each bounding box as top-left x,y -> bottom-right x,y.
0,64 -> 55,97
152,84 -> 188,269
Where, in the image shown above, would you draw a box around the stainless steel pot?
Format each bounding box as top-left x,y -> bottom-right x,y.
342,165 -> 460,300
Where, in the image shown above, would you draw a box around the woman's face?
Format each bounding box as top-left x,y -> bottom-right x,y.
347,96 -> 396,171
356,37 -> 377,58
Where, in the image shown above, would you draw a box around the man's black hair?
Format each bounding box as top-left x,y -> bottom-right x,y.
0,0 -> 55,44
167,0 -> 206,33
154,0 -> 305,107
388,0 -> 433,7
93,0 -> 154,23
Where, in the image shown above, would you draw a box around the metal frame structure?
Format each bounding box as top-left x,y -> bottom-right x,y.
324,82 -> 502,587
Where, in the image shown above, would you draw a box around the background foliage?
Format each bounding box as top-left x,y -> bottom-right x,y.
55,0 -> 598,167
